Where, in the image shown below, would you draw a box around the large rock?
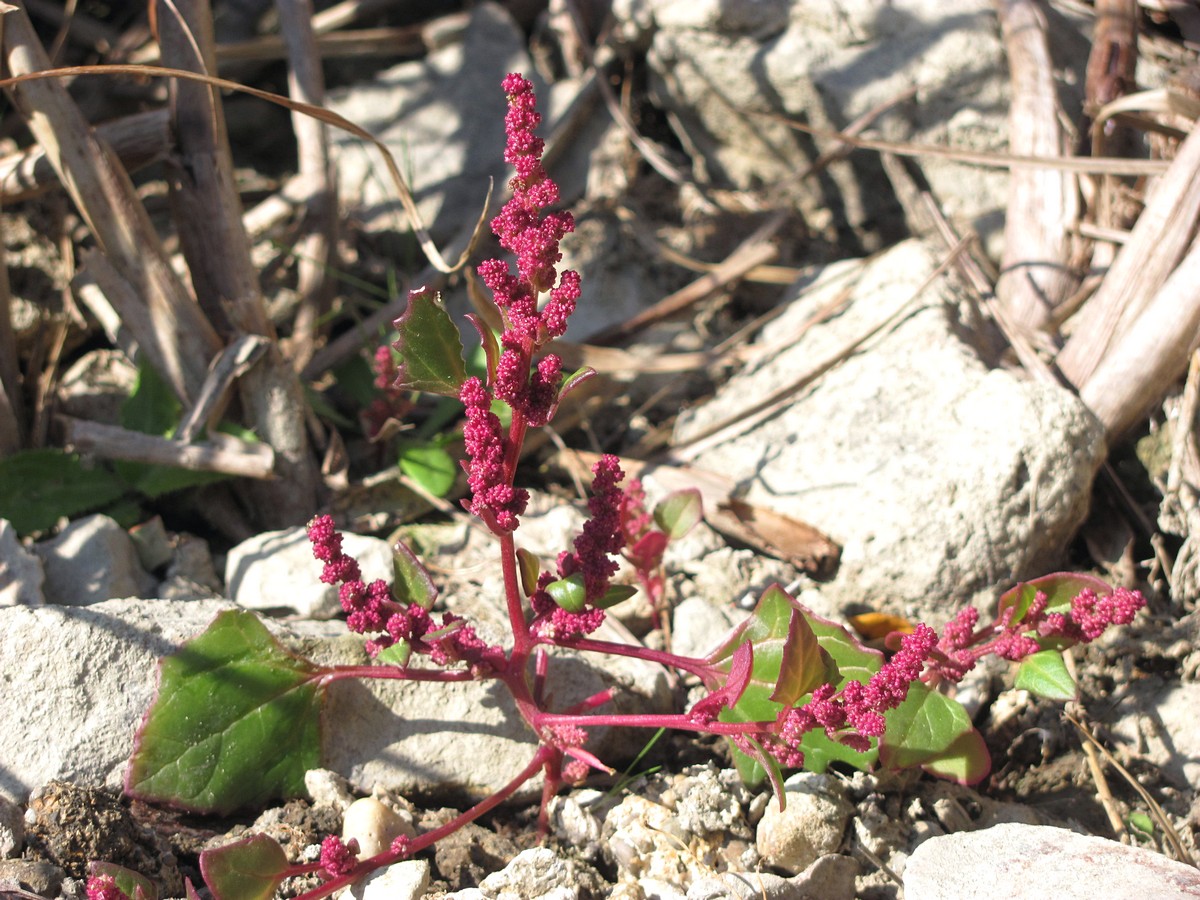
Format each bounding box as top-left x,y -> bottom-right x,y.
675,240 -> 1104,622
32,514 -> 156,606
643,1 -> 1088,255
903,823 -> 1200,899
0,519 -> 43,606
326,3 -> 527,241
0,598 -> 670,804
225,526 -> 394,619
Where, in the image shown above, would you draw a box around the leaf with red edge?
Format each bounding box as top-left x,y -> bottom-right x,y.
516,547 -> 541,597
392,537 -> 438,611
626,530 -> 668,570
393,288 -> 467,396
200,833 -> 290,900
878,681 -> 974,771
126,610 -> 322,814
997,572 -> 1111,626
556,365 -> 595,410
466,313 -> 500,384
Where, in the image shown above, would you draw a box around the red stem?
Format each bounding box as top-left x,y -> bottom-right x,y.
550,636 -> 718,681
316,665 -> 482,685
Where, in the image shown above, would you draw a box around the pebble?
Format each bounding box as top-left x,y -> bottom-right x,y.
754,773 -> 853,873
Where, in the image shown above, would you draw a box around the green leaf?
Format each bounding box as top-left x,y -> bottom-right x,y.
394,288 -> 467,396
89,862 -> 157,900
199,833 -> 290,900
392,538 -> 438,611
595,584 -> 639,609
878,682 -> 974,771
997,572 -> 1112,626
121,363 -> 181,437
0,449 -> 128,534
1013,649 -> 1077,701
466,314 -> 500,385
120,461 -> 229,500
376,639 -> 412,667
653,489 -> 703,540
126,610 -> 322,814
1127,811 -> 1155,840
920,728 -> 990,784
546,573 -> 587,613
397,440 -> 457,497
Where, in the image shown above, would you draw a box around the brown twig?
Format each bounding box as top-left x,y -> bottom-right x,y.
60,416 -> 276,479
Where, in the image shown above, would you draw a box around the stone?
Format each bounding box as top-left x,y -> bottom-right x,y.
0,793 -> 22,858
33,514 -> 156,606
0,518 -> 44,606
225,526 -> 393,619
755,773 -> 853,874
0,598 -> 238,801
688,854 -> 857,900
305,769 -> 355,813
342,797 -> 415,858
477,847 -> 588,899
675,240 -> 1105,622
644,2 -> 1088,256
432,820 -> 518,892
903,823 -> 1200,899
1110,679 -> 1200,791
0,859 -> 64,897
327,3 -> 528,241
348,859 -> 429,900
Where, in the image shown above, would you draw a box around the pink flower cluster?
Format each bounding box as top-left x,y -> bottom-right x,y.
85,876 -> 125,900
319,835 -> 359,879
307,515 -> 502,672
531,456 -> 628,639
460,73 -> 582,531
930,585 -> 1146,682
362,345 -> 412,439
772,624 -> 939,766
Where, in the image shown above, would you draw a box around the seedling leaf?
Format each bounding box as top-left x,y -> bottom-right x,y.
653,489 -> 702,540
199,833 -> 290,900
394,288 -> 467,396
392,538 -> 438,611
126,610 -> 322,814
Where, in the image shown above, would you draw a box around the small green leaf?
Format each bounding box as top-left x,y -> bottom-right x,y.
546,573 -> 587,613
392,538 -> 438,610
376,640 -> 412,667
89,862 -> 157,900
595,584 -> 639,609
121,362 -> 181,437
653,489 -> 703,540
1013,649 -> 1077,701
557,365 -> 595,407
199,833 -> 290,900
516,547 -> 541,597
919,727 -> 990,784
394,288 -> 467,396
397,440 -> 457,497
126,610 -> 322,814
0,449 -> 128,534
1127,811 -> 1155,840
878,682 -> 974,771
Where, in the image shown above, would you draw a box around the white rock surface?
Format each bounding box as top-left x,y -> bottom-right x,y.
477,847 -> 582,899
1110,678 -> 1200,791
689,853 -> 857,900
0,519 -> 44,606
0,793 -> 22,857
33,514 -> 156,606
643,1 -> 1087,256
755,773 -> 853,874
676,240 -> 1104,622
225,526 -> 394,619
903,823 -> 1200,899
0,597 -> 236,801
346,858 -> 429,900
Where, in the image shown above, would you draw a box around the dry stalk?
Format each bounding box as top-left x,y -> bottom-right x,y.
1058,122 -> 1200,389
155,0 -> 318,525
60,416 -> 276,480
1,4 -> 221,404
994,0 -> 1080,333
275,0 -> 337,372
